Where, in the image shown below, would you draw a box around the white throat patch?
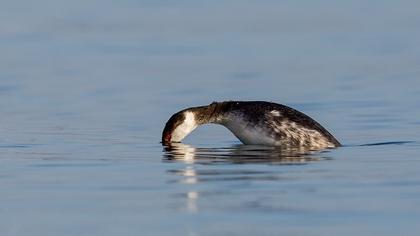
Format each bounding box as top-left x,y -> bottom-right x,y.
171,111 -> 198,142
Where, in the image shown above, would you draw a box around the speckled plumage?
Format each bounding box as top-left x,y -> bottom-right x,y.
162,101 -> 341,149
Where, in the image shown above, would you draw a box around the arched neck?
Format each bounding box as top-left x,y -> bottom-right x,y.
184,102 -> 226,125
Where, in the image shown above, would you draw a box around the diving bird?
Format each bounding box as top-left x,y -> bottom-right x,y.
162,101 -> 340,149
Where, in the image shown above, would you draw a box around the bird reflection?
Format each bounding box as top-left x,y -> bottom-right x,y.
186,191 -> 199,213
163,143 -> 332,214
167,160 -> 199,213
163,142 -> 329,164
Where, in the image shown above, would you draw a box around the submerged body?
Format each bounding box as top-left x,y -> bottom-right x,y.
162,101 -> 340,149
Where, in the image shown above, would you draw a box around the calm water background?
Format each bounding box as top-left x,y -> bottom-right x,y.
1,1 -> 420,235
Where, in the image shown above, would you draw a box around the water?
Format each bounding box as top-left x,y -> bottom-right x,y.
1,0 -> 420,235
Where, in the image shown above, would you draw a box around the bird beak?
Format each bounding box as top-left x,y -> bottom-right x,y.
162,133 -> 172,145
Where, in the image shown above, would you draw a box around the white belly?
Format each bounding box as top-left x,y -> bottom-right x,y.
220,114 -> 335,148
222,118 -> 278,146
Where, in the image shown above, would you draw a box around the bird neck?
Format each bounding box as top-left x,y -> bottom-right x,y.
185,102 -> 226,125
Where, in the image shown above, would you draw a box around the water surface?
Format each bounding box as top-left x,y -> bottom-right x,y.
1,1 -> 420,235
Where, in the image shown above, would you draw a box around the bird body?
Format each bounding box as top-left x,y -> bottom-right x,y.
162,101 -> 340,149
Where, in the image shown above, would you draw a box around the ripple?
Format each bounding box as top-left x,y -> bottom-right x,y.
359,141 -> 416,146
0,143 -> 37,148
162,143 -> 331,165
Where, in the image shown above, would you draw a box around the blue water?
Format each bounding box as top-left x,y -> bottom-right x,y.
1,1 -> 420,235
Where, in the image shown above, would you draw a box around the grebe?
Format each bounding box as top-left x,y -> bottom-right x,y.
162,101 -> 340,149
